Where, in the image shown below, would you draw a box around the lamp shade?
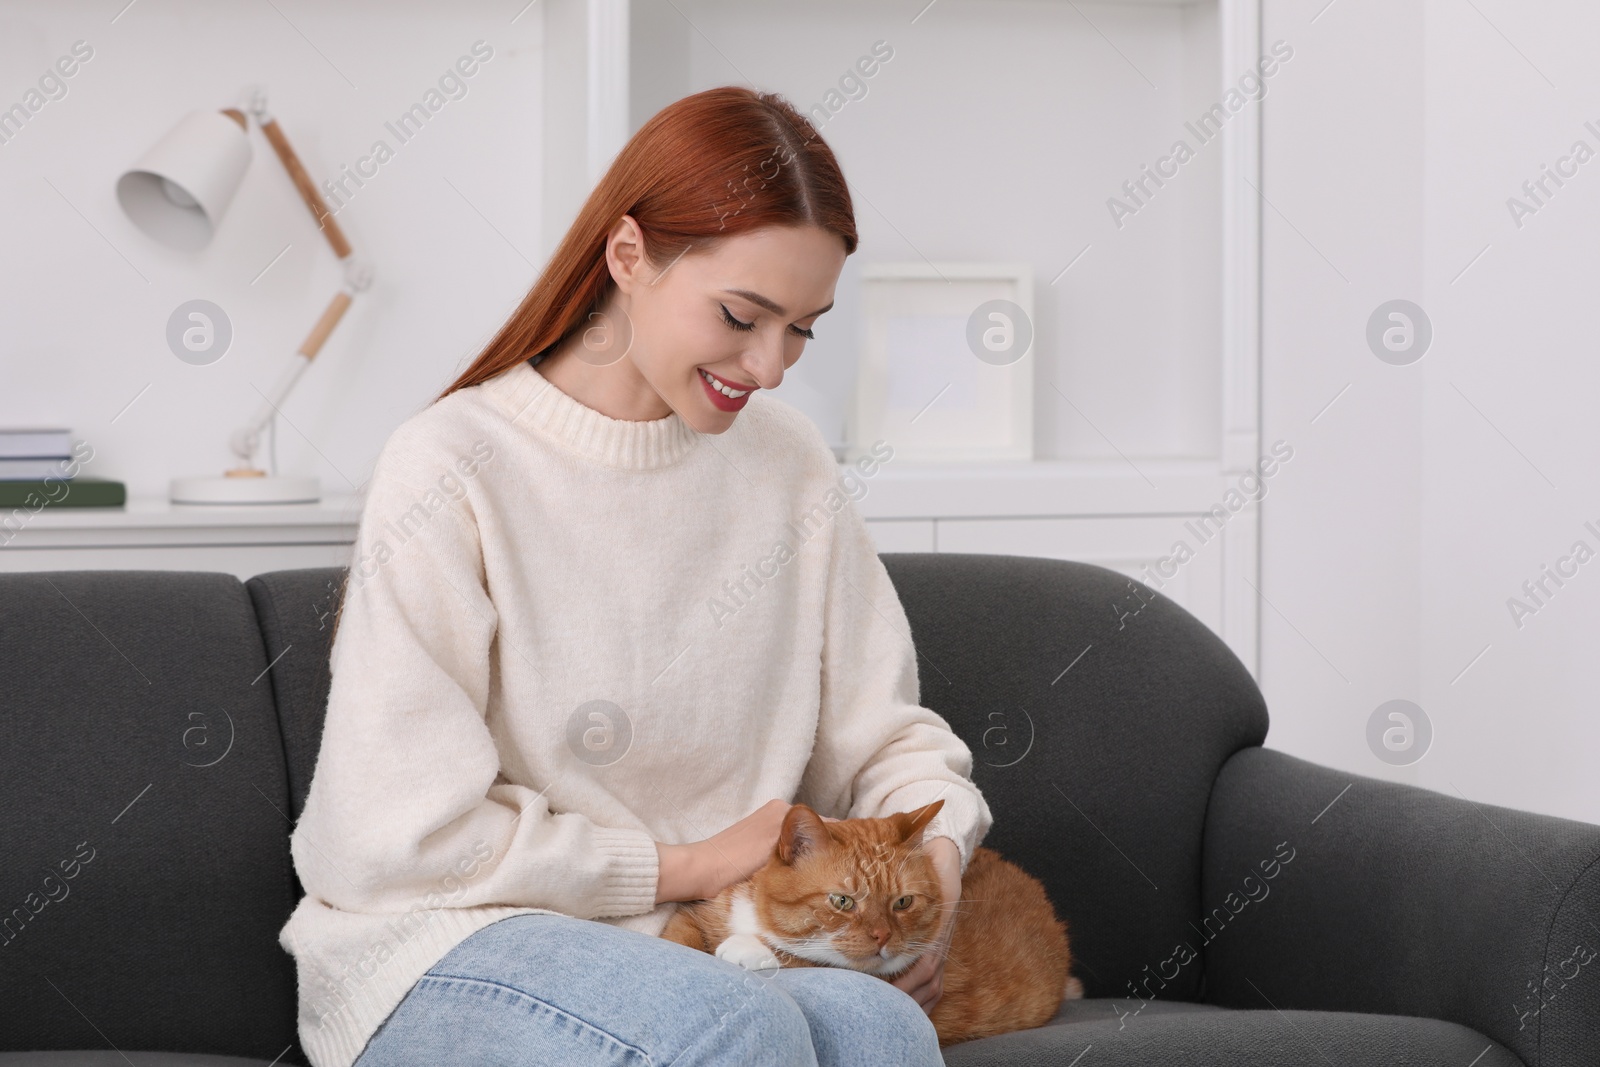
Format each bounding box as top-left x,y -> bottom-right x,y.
116,109 -> 252,251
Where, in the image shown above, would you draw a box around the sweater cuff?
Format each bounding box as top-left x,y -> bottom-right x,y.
588,826 -> 662,918
921,788 -> 986,875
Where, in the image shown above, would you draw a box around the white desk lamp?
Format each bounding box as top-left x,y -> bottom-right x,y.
116,86 -> 372,504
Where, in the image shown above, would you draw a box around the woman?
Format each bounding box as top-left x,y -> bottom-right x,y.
279,85 -> 993,1067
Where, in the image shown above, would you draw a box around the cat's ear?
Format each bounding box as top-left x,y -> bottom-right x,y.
777,803 -> 834,866
891,799 -> 945,846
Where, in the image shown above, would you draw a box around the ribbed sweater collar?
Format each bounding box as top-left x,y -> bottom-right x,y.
485,358 -> 702,470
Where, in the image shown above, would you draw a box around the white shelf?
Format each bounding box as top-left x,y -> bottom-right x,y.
2,495 -> 362,548
0,495 -> 361,580
7,494 -> 363,525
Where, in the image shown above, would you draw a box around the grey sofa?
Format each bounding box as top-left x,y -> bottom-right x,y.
2,555 -> 1596,1066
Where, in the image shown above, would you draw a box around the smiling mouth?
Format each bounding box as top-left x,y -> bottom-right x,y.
699,368 -> 755,398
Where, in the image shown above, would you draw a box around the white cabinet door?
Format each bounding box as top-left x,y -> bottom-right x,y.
866,519 -> 936,553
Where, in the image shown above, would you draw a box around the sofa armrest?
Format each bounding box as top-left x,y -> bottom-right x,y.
1200,746 -> 1600,1067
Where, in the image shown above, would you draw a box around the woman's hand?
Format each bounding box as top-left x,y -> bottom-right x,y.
662,801 -> 845,902
891,835 -> 962,1015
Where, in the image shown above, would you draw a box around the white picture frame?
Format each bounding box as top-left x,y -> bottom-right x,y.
847,262 -> 1035,463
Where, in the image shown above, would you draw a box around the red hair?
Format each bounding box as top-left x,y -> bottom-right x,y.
435,85 -> 859,403
325,88 -> 857,649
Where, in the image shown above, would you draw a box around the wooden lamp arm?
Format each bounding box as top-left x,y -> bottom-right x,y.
258,116 -> 353,260
224,88 -> 372,469
298,291 -> 354,359
218,101 -> 352,261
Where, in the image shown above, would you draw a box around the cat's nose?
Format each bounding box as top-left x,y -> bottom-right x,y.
872,928 -> 889,947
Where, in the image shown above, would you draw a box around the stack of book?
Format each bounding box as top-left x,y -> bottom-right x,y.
0,427 -> 125,508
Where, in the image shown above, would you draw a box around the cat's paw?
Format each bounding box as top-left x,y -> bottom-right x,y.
716,933 -> 782,973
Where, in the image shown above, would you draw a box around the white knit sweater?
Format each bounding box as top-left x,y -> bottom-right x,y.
278,358 -> 993,1067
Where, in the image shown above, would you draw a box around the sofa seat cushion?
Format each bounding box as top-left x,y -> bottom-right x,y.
941,998 -> 1523,1066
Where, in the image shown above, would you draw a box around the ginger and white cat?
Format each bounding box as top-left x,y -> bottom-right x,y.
661,799 -> 1084,1046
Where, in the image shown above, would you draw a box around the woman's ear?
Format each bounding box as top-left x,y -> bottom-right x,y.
604,213 -> 650,295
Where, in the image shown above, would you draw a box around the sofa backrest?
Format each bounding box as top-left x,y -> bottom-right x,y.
0,570 -> 301,1061
880,553 -> 1269,1002
0,554 -> 1268,1060
244,568 -> 346,825
248,554 -> 1269,1003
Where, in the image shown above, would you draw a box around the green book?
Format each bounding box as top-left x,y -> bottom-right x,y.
0,477 -> 126,509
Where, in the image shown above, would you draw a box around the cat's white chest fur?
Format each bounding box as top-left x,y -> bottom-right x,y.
714,890 -> 783,973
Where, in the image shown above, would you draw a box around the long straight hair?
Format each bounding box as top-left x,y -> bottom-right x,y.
323,86 -> 858,651
436,85 -> 858,401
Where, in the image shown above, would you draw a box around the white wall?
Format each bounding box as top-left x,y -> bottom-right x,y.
1260,0 -> 1599,825
1419,0 -> 1600,824
0,1 -> 544,497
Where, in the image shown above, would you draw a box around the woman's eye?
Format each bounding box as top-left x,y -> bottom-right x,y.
719,303 -> 816,340
719,304 -> 755,332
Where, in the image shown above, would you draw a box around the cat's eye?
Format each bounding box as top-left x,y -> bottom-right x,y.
892,895 -> 914,911
827,893 -> 855,912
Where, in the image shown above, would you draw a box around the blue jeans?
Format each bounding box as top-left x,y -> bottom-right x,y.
352,912 -> 946,1066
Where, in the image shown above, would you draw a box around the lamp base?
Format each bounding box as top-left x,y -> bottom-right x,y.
170,473 -> 320,505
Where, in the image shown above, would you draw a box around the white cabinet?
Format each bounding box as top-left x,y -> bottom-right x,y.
854,459 -> 1260,674
0,498 -> 360,581
2,471 -> 1257,676
864,519 -> 936,553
